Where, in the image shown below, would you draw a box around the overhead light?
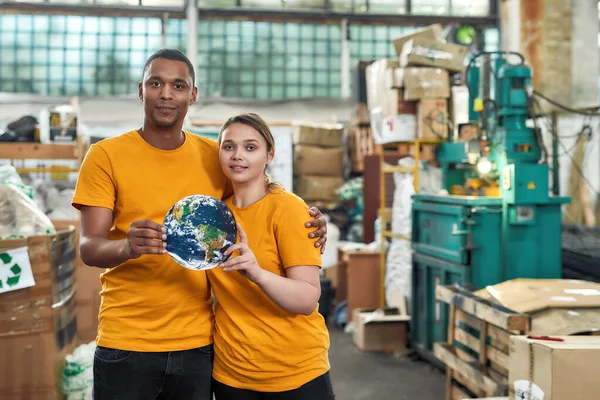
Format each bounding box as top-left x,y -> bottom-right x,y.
477,157 -> 492,174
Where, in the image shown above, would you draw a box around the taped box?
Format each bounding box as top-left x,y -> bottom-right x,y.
509,335 -> 600,400
295,175 -> 344,202
400,38 -> 469,73
403,68 -> 450,100
353,308 -> 410,352
417,98 -> 449,139
293,145 -> 343,178
292,121 -> 344,148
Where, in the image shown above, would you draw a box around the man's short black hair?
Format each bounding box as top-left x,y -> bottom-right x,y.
142,49 -> 195,85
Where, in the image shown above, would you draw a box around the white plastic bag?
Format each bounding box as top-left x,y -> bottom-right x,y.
0,183 -> 55,239
62,342 -> 96,400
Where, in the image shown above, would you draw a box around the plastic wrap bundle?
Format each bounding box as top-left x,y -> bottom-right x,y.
33,180 -> 78,220
384,159 -> 442,309
62,342 -> 96,400
384,158 -> 415,307
0,166 -> 56,239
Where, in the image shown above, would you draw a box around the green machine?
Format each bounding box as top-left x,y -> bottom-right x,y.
410,52 -> 570,364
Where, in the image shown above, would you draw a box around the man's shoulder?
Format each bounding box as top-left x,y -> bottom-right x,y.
92,130 -> 138,152
184,131 -> 219,151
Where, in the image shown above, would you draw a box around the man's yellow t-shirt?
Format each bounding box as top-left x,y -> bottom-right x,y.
72,130 -> 228,352
208,188 -> 330,392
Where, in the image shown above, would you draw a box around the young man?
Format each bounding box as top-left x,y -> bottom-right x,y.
72,49 -> 328,400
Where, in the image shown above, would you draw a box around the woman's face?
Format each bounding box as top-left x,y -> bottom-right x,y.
219,122 -> 273,186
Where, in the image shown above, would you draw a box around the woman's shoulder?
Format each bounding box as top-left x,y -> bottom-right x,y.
268,187 -> 310,210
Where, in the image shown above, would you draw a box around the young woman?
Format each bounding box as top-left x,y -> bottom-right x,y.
207,113 -> 334,400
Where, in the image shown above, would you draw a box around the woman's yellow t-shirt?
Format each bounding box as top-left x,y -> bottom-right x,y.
208,188 -> 330,392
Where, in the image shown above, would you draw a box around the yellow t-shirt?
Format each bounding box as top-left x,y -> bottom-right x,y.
72,130 -> 228,352
208,188 -> 330,392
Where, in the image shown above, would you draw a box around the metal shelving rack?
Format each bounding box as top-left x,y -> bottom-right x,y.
378,138 -> 444,307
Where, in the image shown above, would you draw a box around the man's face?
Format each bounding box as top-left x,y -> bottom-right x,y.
139,58 -> 197,129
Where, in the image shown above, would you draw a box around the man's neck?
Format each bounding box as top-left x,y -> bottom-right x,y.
231,178 -> 269,209
139,122 -> 185,150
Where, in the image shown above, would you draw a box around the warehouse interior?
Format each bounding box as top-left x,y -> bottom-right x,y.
2,0 -> 600,399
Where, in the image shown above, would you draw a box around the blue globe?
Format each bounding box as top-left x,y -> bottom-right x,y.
163,195 -> 237,270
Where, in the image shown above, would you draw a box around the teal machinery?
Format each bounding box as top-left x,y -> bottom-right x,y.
410,52 -> 570,364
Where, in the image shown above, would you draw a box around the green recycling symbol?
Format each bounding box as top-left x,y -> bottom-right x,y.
0,252 -> 22,289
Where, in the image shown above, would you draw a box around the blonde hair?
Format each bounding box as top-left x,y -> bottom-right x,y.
218,113 -> 281,192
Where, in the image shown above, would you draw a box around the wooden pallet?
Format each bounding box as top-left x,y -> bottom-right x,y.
434,286 -> 531,400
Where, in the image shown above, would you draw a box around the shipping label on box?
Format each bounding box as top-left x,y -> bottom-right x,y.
370,109 -> 417,144
295,175 -> 344,202
403,68 -> 450,100
417,98 -> 448,139
400,38 -> 469,73
292,122 -> 344,147
293,145 -> 343,177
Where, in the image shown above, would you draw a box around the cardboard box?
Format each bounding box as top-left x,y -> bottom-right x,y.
450,85 -> 470,139
384,67 -> 405,89
400,38 -> 469,73
370,109 -> 417,144
392,23 -> 445,57
338,249 -> 381,322
293,145 -> 343,177
366,59 -> 400,112
403,68 -> 450,100
477,279 -> 600,336
417,98 -> 448,139
291,122 -> 344,148
509,335 -> 600,400
295,175 -> 344,202
353,308 -> 410,352
384,89 -> 417,117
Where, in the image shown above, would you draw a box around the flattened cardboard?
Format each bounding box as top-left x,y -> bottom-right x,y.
400,38 -> 469,73
478,279 -> 600,336
392,24 -> 445,57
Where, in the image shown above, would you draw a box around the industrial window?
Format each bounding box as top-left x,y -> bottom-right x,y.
0,13 -> 491,99
0,14 -> 180,96
349,24 -> 416,66
197,20 -> 342,98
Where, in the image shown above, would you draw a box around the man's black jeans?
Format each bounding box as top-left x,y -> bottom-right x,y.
93,343 -> 214,400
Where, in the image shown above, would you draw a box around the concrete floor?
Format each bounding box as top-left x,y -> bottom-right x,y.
328,325 -> 445,400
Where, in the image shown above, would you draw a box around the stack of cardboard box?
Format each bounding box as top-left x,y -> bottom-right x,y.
0,230 -> 79,399
292,121 -> 345,203
366,24 -> 470,145
347,103 -> 375,173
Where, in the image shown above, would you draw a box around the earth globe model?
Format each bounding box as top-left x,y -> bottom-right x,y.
163,195 -> 237,270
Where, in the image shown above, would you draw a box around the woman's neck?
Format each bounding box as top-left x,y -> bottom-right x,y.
231,178 -> 269,208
